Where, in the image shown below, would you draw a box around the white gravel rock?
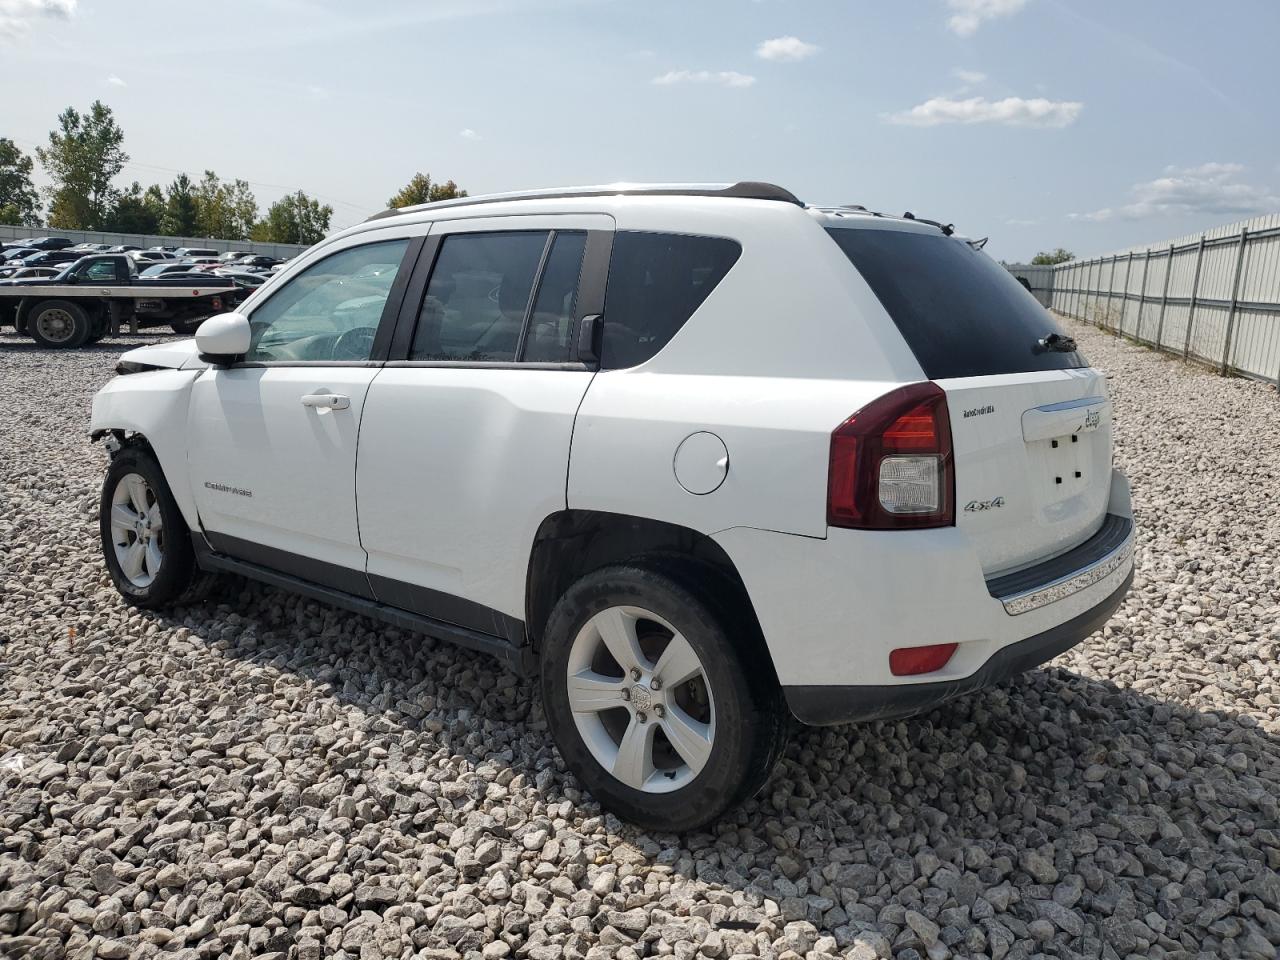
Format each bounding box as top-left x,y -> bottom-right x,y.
1,323 -> 1279,960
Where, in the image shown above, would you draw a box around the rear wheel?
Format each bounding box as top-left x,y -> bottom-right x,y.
541,565 -> 786,832
100,446 -> 215,608
28,299 -> 90,348
170,318 -> 202,335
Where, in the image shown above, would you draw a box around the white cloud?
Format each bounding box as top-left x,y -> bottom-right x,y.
652,69 -> 756,89
888,95 -> 1081,127
1070,163 -> 1280,221
0,0 -> 75,41
106,74 -> 126,87
947,0 -> 1028,37
953,68 -> 987,85
459,128 -> 480,140
756,36 -> 820,62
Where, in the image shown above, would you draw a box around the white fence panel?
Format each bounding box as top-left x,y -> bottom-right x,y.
1018,212 -> 1280,384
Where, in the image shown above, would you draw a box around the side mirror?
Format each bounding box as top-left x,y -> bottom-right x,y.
196,312 -> 251,365
64,272 -> 79,284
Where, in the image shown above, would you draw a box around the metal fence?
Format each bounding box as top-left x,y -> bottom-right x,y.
1039,213 -> 1280,385
0,224 -> 310,260
1005,263 -> 1055,308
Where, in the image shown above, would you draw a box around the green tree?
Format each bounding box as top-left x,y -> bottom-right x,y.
225,178 -> 259,239
194,170 -> 259,240
36,100 -> 128,229
386,172 -> 466,208
105,181 -> 164,233
252,190 -> 332,244
162,173 -> 199,236
1031,248 -> 1075,265
0,138 -> 41,226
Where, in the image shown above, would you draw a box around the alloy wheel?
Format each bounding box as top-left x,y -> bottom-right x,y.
565,605 -> 716,793
109,472 -> 164,588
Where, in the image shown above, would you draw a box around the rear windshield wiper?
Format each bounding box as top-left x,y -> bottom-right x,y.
1037,333 -> 1077,353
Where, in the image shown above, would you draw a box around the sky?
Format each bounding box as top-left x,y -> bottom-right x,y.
3,0 -> 1278,262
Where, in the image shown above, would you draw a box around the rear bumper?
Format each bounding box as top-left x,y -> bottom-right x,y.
713,468 -> 1135,722
783,567 -> 1132,725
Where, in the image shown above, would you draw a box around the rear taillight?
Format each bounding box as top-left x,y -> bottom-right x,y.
827,381 -> 955,529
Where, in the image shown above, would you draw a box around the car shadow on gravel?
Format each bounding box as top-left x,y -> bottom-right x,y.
147,576 -> 1280,955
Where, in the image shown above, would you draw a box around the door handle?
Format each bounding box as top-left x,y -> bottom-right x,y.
301,393 -> 350,410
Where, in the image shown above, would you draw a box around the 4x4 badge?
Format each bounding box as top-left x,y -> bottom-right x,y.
965,497 -> 1005,512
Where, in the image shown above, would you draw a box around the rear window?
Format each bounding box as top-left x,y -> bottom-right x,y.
602,232 -> 740,369
827,227 -> 1086,380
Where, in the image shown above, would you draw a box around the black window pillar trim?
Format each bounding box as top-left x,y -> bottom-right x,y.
569,229 -> 613,367
369,234 -> 427,362
387,234 -> 443,360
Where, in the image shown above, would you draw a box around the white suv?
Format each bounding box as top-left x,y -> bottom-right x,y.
91,183 -> 1135,831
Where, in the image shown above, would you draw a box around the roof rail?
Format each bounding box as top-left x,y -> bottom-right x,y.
365,181 -> 803,222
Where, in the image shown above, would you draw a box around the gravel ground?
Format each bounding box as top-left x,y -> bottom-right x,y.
1,321 -> 1278,960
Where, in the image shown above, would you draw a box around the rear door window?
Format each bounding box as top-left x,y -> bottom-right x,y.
410,232 -> 548,362
827,227 -> 1086,379
601,232 -> 741,369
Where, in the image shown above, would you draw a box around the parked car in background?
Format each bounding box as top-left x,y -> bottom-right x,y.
218,250 -> 250,262
23,236 -> 76,250
86,181 -> 1134,830
0,265 -> 60,280
214,269 -> 269,291
173,247 -> 219,258
108,244 -> 143,253
130,251 -> 177,264
183,259 -> 225,272
72,243 -> 113,252
2,247 -> 38,264
236,254 -> 281,270
139,262 -> 206,278
16,250 -> 82,268
149,245 -> 180,253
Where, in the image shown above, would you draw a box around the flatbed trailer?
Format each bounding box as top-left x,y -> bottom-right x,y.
0,254 -> 241,348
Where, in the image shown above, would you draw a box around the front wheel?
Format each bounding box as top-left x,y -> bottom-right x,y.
100,446 -> 213,608
540,565 -> 786,832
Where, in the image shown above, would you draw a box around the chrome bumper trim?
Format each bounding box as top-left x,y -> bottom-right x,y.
999,528 -> 1135,616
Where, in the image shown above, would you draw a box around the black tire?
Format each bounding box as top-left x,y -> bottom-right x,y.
100,445 -> 216,608
27,299 -> 91,349
86,316 -> 108,344
170,318 -> 202,335
540,564 -> 786,832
